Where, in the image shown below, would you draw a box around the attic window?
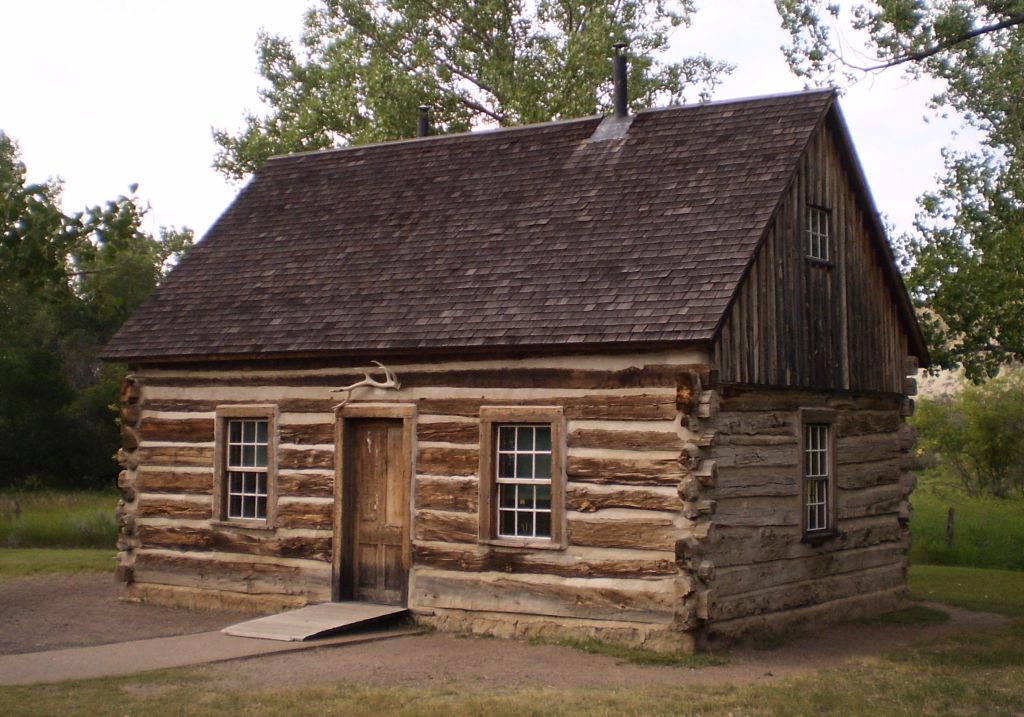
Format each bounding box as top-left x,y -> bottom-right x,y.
806,206 -> 830,262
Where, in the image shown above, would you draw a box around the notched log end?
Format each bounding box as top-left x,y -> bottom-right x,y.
115,564 -> 135,585
683,499 -> 717,520
693,459 -> 717,487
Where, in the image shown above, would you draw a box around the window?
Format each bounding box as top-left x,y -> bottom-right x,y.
215,405 -> 277,525
479,406 -> 564,547
226,419 -> 269,519
496,425 -> 553,539
800,409 -> 836,538
806,205 -> 830,261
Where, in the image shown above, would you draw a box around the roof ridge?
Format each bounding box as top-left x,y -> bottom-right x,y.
266,88 -> 836,164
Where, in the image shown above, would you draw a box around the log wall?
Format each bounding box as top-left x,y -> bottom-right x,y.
715,118 -> 913,393
115,349 -> 713,635
688,382 -> 918,644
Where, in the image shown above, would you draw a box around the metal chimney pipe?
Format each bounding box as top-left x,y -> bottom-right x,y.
417,105 -> 430,137
613,42 -> 628,119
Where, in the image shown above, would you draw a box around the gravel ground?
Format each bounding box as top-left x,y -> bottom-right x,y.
0,573 -> 252,655
0,572 -> 1005,690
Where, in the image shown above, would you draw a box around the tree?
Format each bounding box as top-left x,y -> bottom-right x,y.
913,372 -> 1024,498
774,1 -> 1024,380
0,131 -> 192,489
213,0 -> 732,180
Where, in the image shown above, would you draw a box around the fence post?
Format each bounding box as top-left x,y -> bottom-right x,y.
946,507 -> 955,548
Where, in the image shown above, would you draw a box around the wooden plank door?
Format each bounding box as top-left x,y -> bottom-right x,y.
345,418 -> 409,605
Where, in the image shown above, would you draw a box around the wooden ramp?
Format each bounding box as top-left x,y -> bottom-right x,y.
222,602 -> 408,642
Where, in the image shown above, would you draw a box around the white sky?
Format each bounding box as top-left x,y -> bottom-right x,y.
1,0 -> 970,241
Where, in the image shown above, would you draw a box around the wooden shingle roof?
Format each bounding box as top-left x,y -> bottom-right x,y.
105,90 -> 842,362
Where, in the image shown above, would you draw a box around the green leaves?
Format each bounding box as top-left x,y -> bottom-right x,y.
0,131 -> 193,489
213,0 -> 732,181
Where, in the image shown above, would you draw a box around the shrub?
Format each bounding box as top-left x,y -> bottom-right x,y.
912,373 -> 1024,498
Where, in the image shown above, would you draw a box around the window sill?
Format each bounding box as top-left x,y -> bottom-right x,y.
801,529 -> 839,545
211,519 -> 275,532
480,537 -> 566,552
804,256 -> 834,269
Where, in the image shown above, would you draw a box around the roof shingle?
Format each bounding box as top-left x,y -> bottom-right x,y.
103,90 -> 835,362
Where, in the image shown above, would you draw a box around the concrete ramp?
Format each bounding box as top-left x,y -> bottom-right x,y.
222,602 -> 408,642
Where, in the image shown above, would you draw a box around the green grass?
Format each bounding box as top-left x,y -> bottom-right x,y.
0,566 -> 1021,715
909,475 -> 1024,571
543,637 -> 728,668
909,564 -> 1024,617
0,491 -> 117,549
2,622 -> 1022,716
0,548 -> 114,577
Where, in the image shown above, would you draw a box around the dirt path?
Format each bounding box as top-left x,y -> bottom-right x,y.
0,573 -> 251,655
203,601 -> 1004,692
0,573 -> 1006,689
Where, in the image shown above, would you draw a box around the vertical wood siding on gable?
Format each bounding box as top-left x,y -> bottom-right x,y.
715,121 -> 909,393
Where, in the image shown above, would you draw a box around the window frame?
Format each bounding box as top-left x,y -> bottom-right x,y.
805,205 -> 832,264
478,406 -> 566,550
213,404 -> 278,528
799,407 -> 838,541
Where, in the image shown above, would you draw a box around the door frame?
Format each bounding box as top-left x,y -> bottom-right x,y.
332,402 -> 416,603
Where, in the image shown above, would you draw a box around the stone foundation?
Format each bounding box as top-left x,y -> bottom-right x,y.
414,607 -> 696,653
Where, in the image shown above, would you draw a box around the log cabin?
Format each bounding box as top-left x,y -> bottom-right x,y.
102,84 -> 928,651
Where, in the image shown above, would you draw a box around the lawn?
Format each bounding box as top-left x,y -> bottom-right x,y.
909,487 -> 1024,571
0,491 -> 117,549
0,548 -> 114,578
0,563 -> 1021,716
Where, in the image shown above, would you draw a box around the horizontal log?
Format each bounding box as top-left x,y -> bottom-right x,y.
711,467 -> 797,499
279,423 -> 334,445
713,542 -> 906,597
136,496 -> 211,520
275,500 -> 333,530
417,446 -> 478,477
567,456 -> 684,486
417,422 -> 479,444
133,551 -> 330,597
418,394 -> 677,421
714,434 -> 797,447
415,476 -> 478,513
412,543 -> 678,579
144,398 -> 336,414
138,417 -> 215,443
836,433 -> 901,465
415,509 -> 478,544
277,471 -> 334,498
143,365 -> 702,390
718,388 -> 901,413
278,447 -> 334,471
136,525 -> 332,562
710,563 -> 905,622
566,483 -> 681,513
568,429 -> 683,452
568,510 -> 678,551
715,411 -> 793,437
837,483 -> 904,520
411,568 -> 680,624
700,517 -> 905,568
135,469 -> 213,495
835,460 -> 901,490
712,444 -> 795,469
836,410 -> 901,438
712,496 -> 800,528
136,445 -> 215,468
